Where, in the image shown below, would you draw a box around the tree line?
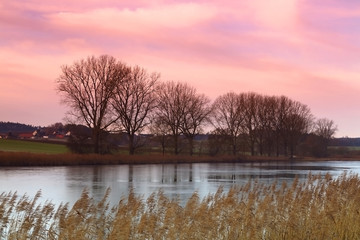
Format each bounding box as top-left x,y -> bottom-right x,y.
57,55 -> 337,157
0,122 -> 37,134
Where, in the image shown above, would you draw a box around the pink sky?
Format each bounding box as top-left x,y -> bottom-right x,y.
1,0 -> 360,137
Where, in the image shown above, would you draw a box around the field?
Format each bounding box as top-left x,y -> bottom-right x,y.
1,172 -> 360,239
328,145 -> 360,157
0,139 -> 69,154
1,139 -> 360,167
329,146 -> 360,151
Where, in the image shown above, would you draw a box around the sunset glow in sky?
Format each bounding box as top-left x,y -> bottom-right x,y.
1,0 -> 360,137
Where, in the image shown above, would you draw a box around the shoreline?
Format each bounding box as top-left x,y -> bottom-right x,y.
0,151 -> 359,167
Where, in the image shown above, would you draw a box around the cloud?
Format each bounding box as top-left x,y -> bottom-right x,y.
1,0 -> 143,13
1,0 -> 360,135
48,3 -> 217,35
247,0 -> 299,29
0,48 -> 69,126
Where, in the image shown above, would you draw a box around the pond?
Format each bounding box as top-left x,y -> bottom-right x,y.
0,160 -> 359,206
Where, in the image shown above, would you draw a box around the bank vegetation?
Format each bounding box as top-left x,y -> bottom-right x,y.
0,150 -> 290,167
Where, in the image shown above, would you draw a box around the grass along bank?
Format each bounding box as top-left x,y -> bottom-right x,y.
0,139 -> 68,154
1,150 -> 360,167
1,139 -> 360,167
0,151 -> 263,166
1,172 -> 360,239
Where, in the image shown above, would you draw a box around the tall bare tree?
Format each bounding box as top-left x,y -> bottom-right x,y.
257,96 -> 278,156
273,96 -> 293,156
111,66 -> 160,155
149,117 -> 172,156
181,92 -> 212,155
154,81 -> 194,155
314,118 -> 337,141
242,92 -> 261,156
211,92 -> 245,155
56,55 -> 129,153
314,118 -> 337,155
283,100 -> 313,158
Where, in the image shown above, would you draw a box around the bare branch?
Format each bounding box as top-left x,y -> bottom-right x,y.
56,55 -> 130,153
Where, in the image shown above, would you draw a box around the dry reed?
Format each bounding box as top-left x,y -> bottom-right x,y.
1,172 -> 360,239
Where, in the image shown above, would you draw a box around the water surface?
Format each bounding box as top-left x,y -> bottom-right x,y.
0,161 -> 359,206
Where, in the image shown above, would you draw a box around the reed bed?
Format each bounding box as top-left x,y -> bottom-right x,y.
1,172 -> 360,239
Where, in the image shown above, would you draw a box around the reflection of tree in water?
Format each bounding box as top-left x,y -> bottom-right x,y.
161,165 -> 165,183
27,162 -> 353,209
91,166 -> 105,198
171,164 -> 194,183
65,166 -> 132,206
129,165 -> 133,182
157,164 -> 193,183
189,164 -> 193,182
204,162 -> 314,184
174,164 -> 177,182
64,166 -> 105,204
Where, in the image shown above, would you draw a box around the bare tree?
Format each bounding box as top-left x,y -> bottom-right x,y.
112,66 -> 160,155
181,92 -> 212,155
211,92 -> 315,158
154,81 -> 195,155
56,55 -> 129,153
271,96 -> 293,156
256,95 -> 273,156
211,92 -> 245,155
149,118 -> 172,155
314,118 -> 337,155
242,92 -> 262,156
283,100 -> 313,158
314,118 -> 337,141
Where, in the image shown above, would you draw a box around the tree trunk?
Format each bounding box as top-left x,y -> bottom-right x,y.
93,129 -> 100,154
173,135 -> 179,155
283,141 -> 288,157
128,134 -> 135,155
290,144 -> 295,159
232,137 -> 237,155
259,143 -> 263,156
257,135 -> 264,156
161,135 -> 165,156
250,140 -> 255,156
188,137 -> 194,156
275,133 -> 280,157
267,140 -> 272,156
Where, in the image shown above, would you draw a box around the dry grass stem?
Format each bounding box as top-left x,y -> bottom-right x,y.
0,172 -> 360,239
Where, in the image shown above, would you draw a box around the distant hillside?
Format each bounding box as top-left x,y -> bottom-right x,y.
330,137 -> 360,147
0,121 -> 37,133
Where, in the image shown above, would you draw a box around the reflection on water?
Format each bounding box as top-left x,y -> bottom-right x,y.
0,161 -> 359,206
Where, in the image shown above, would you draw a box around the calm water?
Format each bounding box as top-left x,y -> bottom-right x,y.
0,161 -> 359,206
